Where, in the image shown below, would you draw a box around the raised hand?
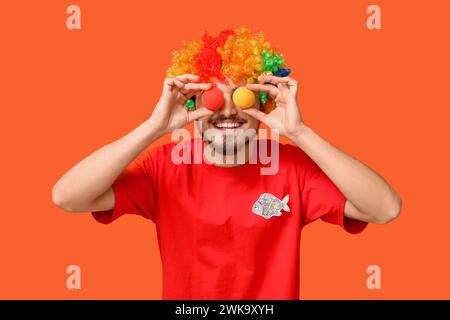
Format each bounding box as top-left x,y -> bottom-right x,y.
243,75 -> 304,139
150,74 -> 213,134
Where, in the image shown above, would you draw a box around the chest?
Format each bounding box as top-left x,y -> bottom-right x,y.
156,165 -> 301,234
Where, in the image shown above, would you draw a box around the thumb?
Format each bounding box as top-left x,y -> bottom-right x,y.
242,108 -> 267,123
187,107 -> 213,123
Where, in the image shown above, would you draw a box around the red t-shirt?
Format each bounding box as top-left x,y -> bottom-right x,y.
92,139 -> 367,299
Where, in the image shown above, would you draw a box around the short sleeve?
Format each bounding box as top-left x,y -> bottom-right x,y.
295,147 -> 367,234
91,149 -> 157,224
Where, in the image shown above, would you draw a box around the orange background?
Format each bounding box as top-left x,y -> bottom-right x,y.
1,0 -> 449,299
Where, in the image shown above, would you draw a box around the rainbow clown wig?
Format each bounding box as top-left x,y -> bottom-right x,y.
166,27 -> 291,113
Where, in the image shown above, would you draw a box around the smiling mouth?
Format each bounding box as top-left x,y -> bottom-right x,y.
210,119 -> 246,130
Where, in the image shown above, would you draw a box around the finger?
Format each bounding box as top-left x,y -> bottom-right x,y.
171,79 -> 189,98
258,75 -> 298,88
164,78 -> 176,88
163,78 -> 180,94
242,108 -> 268,123
183,82 -> 212,92
173,78 -> 186,89
246,83 -> 279,99
187,107 -> 214,123
181,82 -> 212,98
175,74 -> 201,83
169,79 -> 209,101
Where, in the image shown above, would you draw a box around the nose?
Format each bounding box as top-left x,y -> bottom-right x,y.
217,92 -> 238,118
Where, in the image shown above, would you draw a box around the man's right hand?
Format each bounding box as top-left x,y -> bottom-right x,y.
149,74 -> 213,134
53,74 -> 212,213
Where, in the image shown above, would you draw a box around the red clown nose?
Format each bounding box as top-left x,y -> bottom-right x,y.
202,85 -> 224,111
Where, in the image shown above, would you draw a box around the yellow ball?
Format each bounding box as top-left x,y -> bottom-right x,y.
232,87 -> 256,109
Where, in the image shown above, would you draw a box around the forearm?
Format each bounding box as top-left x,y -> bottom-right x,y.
289,124 -> 401,222
52,118 -> 162,210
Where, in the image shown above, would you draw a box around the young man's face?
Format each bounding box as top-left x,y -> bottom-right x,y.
195,77 -> 261,154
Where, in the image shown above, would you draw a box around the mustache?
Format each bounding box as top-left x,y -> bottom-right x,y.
208,115 -> 248,124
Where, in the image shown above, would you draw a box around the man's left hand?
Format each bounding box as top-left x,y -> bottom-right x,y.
244,75 -> 304,140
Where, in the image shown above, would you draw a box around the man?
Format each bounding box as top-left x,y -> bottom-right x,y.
53,30 -> 401,299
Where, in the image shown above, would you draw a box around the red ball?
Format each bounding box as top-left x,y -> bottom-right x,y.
202,86 -> 224,111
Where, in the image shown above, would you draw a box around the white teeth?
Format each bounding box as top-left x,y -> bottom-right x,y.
214,122 -> 241,129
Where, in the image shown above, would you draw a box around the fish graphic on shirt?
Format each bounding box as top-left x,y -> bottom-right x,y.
252,193 -> 290,219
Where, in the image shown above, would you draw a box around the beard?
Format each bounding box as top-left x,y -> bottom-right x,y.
203,128 -> 256,155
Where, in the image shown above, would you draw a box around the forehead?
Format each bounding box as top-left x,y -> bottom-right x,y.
211,77 -> 246,93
